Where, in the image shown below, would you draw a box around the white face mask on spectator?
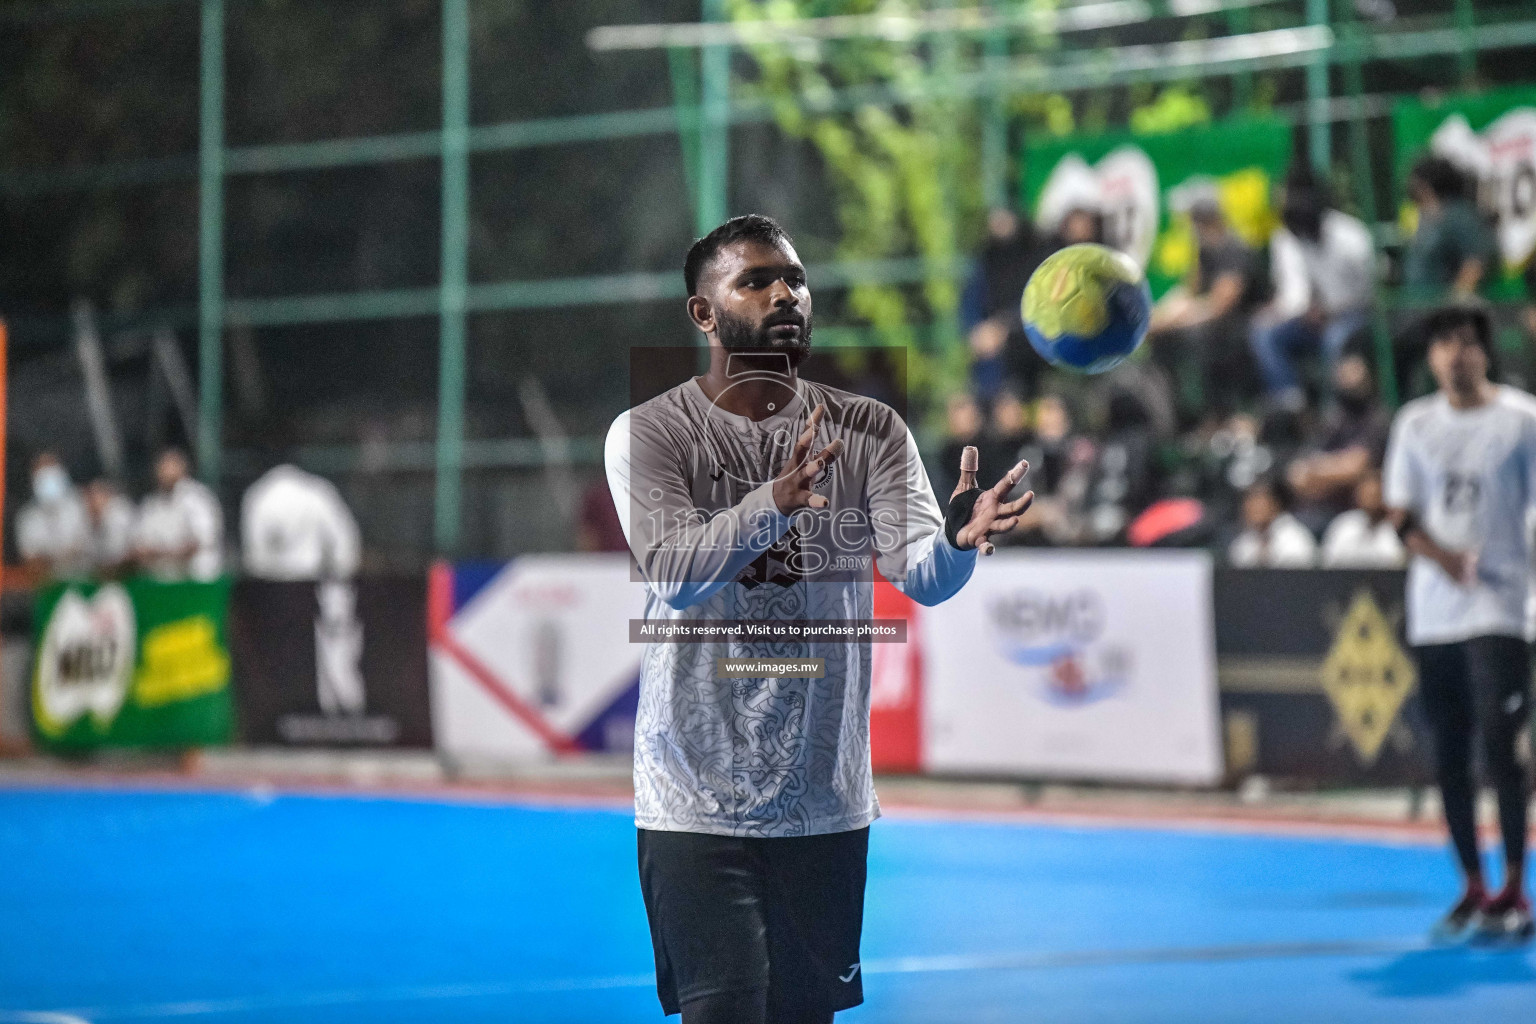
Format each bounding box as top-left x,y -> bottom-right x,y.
32,465 -> 69,504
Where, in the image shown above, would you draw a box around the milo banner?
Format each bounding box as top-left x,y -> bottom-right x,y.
1215,568 -> 1431,785
1394,86 -> 1536,295
1022,118 -> 1291,296
31,577 -> 234,750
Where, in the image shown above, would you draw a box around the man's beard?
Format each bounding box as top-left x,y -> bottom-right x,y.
715,307 -> 812,368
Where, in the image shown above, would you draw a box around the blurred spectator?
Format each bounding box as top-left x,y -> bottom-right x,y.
1081,391 -> 1159,544
15,452 -> 90,580
1320,471 -> 1405,568
1020,393 -> 1079,495
1147,193 -> 1266,426
1250,169 -> 1376,409
961,208 -> 1052,402
982,388 -> 1032,490
1258,404 -> 1307,476
1284,354 -> 1391,534
134,447 -> 224,582
1525,259 -> 1536,344
1402,155 -> 1492,300
1228,476 -> 1317,568
82,478 -> 136,576
1016,395 -> 1097,545
1194,412 -> 1267,519
1104,356 -> 1179,439
1394,157 -> 1494,399
241,464 -> 361,580
1055,206 -> 1104,248
1517,260 -> 1536,390
576,478 -> 629,553
974,389 -> 1037,548
937,393 -> 985,499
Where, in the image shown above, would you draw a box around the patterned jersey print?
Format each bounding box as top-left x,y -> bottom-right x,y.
605,376 -> 976,837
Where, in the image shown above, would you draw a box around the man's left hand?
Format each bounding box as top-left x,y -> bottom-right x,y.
951,446 -> 1034,556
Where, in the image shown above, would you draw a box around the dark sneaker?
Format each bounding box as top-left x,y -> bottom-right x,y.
1431,885 -> 1487,942
1474,890 -> 1534,944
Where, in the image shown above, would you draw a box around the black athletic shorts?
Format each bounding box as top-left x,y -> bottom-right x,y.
637,826 -> 869,1017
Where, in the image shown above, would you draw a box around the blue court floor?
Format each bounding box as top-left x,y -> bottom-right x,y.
0,787 -> 1533,1023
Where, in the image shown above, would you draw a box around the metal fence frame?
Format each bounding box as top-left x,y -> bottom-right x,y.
3,0 -> 1532,551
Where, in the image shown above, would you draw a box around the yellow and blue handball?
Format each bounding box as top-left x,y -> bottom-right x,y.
1021,243 -> 1152,374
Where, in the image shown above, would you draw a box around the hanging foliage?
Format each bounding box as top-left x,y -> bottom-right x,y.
727,0 -> 1069,409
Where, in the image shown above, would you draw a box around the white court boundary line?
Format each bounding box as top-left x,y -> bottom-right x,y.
0,775 -> 1461,848
882,802 -> 1452,849
49,975 -> 655,1021
41,937 -> 1441,1020
0,1013 -> 94,1024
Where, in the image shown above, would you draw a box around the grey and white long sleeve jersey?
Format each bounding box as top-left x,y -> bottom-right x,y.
605,376 -> 976,837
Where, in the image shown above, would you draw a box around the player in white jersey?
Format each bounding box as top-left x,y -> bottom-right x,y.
606,215 -> 1031,1022
1383,305 -> 1535,943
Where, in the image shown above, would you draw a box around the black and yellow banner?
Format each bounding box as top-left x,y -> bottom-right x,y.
1214,569 -> 1431,786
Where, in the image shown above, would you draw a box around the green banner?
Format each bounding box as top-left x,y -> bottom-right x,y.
1394,86 -> 1536,295
1021,118 -> 1292,297
31,577 -> 234,751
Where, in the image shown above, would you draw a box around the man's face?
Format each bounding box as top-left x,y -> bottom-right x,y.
85,482 -> 112,519
1407,175 -> 1431,207
992,394 -> 1027,434
1060,211 -> 1098,245
31,454 -> 67,504
1242,487 -> 1279,530
987,208 -> 1019,241
1335,355 -> 1374,410
696,238 -> 813,367
1334,354 -> 1369,395
1193,213 -> 1225,246
156,452 -> 187,492
947,396 -> 981,438
1427,325 -> 1489,393
1036,396 -> 1070,442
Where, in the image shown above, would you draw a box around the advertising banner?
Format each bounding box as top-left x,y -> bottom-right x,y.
229,577 -> 432,747
31,577 -> 233,750
922,551 -> 1223,784
1394,86 -> 1536,295
429,555 -> 647,762
869,576 -> 924,773
1215,568 -> 1431,785
1022,118 -> 1292,297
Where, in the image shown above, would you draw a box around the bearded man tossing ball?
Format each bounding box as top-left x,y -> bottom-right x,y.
605,215 -> 1030,1024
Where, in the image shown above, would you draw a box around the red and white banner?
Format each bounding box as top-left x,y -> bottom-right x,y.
869,577 -> 923,772
429,555 -> 646,762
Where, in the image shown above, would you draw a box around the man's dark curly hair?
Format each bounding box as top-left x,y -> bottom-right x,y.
684,214 -> 795,297
1248,473 -> 1295,513
1421,303 -> 1495,361
1409,155 -> 1475,203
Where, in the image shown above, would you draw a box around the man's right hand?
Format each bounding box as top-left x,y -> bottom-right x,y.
1397,510 -> 1478,586
1432,547 -> 1479,587
773,404 -> 844,514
